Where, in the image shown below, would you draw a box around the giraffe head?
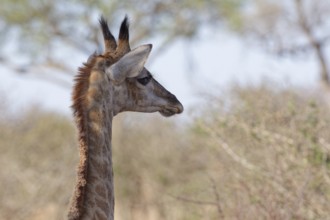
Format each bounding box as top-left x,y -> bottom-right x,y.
91,16 -> 183,117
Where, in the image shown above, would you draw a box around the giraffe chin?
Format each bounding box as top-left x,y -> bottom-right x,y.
159,108 -> 180,117
159,110 -> 176,117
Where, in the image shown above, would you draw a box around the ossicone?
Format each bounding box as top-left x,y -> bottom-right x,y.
99,15 -> 117,52
117,15 -> 130,53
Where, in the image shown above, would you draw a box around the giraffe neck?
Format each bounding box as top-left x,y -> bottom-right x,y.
69,68 -> 115,220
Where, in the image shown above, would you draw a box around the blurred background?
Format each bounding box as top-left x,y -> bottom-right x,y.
1,0 -> 330,219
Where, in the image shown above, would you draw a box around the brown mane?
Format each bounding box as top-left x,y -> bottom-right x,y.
68,56 -> 96,220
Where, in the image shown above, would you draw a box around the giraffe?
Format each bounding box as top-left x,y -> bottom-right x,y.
67,16 -> 183,220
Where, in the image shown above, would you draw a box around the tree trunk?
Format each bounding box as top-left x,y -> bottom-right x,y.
314,42 -> 330,89
294,0 -> 330,89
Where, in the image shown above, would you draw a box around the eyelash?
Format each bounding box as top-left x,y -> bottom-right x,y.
137,75 -> 152,85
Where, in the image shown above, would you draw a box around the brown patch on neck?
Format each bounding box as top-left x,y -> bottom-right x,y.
68,57 -> 96,220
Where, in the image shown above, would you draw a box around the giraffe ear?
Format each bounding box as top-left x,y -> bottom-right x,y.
106,44 -> 152,83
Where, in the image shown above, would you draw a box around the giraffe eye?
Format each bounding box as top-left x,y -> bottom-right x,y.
137,76 -> 152,85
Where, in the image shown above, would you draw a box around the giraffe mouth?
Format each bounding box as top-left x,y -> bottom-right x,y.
159,109 -> 177,117
159,104 -> 184,117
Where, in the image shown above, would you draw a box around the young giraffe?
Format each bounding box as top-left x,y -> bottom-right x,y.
68,16 -> 183,220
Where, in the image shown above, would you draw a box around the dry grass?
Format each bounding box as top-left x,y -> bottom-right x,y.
0,85 -> 330,219
0,109 -> 77,220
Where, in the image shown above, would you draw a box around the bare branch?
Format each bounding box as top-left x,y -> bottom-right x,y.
167,194 -> 219,206
207,175 -> 224,219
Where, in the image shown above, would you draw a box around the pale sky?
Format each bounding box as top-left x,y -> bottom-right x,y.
0,28 -> 321,117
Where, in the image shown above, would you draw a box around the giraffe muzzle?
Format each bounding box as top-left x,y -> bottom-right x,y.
159,100 -> 183,117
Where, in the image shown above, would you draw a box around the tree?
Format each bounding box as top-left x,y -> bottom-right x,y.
241,0 -> 330,89
0,0 -> 243,84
